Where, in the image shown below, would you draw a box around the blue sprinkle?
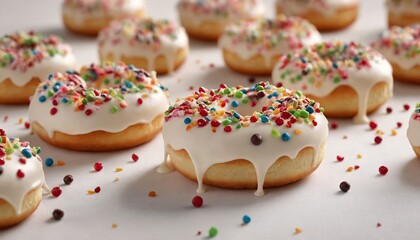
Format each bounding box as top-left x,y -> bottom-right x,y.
184,117 -> 192,125
210,107 -> 216,112
128,65 -> 135,70
38,95 -> 47,103
261,116 -> 269,123
231,100 -> 239,108
241,89 -> 247,94
43,85 -> 48,90
48,74 -> 53,80
204,116 -> 210,121
306,106 -> 314,114
281,132 -> 291,142
233,112 -> 241,119
125,81 -> 133,88
268,106 -> 274,111
242,215 -> 251,224
45,157 -> 54,167
21,149 -> 32,158
332,62 -> 338,69
65,70 -> 73,74
300,57 -> 307,63
120,87 -> 127,92
62,98 -> 69,103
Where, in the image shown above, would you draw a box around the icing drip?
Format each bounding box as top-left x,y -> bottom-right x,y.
0,32 -> 77,86
178,0 -> 265,26
408,103 -> 420,147
372,24 -> 420,70
98,18 -> 189,74
272,41 -> 393,124
218,17 -> 322,66
160,82 -> 328,196
276,0 -> 359,15
0,130 -> 49,215
28,62 -> 169,137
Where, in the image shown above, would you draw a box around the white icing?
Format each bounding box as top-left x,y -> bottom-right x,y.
178,0 -> 265,26
272,45 -> 393,124
28,72 -> 169,137
62,0 -> 145,25
159,86 -> 329,196
98,20 -> 189,74
218,19 -> 322,67
276,0 -> 359,15
0,139 -> 48,215
0,53 -> 77,87
375,47 -> 420,69
408,109 -> 420,147
386,0 -> 420,15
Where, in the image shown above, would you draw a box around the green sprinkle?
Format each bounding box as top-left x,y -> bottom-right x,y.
333,76 -> 340,83
104,79 -> 110,85
111,106 -> 119,113
209,227 -> 218,238
235,124 -> 241,129
234,91 -> 243,99
299,110 -> 309,118
223,88 -> 231,95
222,119 -> 231,126
13,144 -> 19,149
271,128 -> 280,138
242,98 -> 249,104
6,148 -> 13,155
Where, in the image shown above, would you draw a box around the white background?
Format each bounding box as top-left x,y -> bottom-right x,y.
1,0 -> 420,239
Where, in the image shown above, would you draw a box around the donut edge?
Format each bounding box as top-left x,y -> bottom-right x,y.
0,77 -> 41,104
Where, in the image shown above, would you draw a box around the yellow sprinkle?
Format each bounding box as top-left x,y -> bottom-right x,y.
56,160 -> 66,166
18,118 -> 23,124
6,156 -> 11,160
375,130 -> 384,135
87,190 -> 95,195
391,130 -> 397,136
112,224 -> 118,228
295,228 -> 302,234
115,167 -> 123,172
346,166 -> 353,172
294,129 -> 302,135
357,154 -> 362,159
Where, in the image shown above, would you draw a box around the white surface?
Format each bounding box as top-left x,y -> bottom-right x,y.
0,0 -> 420,239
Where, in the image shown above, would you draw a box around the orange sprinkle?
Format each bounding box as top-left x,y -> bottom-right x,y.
115,167 -> 123,172
87,190 -> 95,195
211,128 -> 216,133
294,129 -> 302,135
112,224 -> 118,228
346,166 -> 353,172
186,125 -> 192,131
375,130 -> 384,135
295,228 -> 302,234
56,160 -> 66,166
391,130 -> 397,136
148,191 -> 157,197
18,118 -> 23,124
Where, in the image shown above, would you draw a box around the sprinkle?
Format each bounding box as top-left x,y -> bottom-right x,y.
131,153 -> 139,162
63,175 -> 74,185
21,148 -> 32,158
45,157 -> 54,166
192,195 -> 203,208
94,162 -> 103,172
357,154 -> 362,159
330,122 -> 338,129
24,122 -> 30,129
374,136 -> 383,144
95,186 -> 101,193
242,215 -> 251,224
52,209 -> 64,220
339,181 -> 351,192
112,224 -> 118,228
294,228 -> 302,234
336,155 -> 344,162
50,107 -> 58,115
56,160 -> 66,166
403,104 -> 410,111
294,129 -> 302,135
391,130 -> 397,136
87,190 -> 95,195
354,165 -> 360,170
18,118 -> 23,124
113,177 -> 120,182
148,191 -> 157,197
251,133 -> 263,145
346,166 -> 353,172
51,186 -> 62,197
386,107 -> 392,114
281,132 -> 291,141
115,167 -> 123,172
379,166 -> 388,175
209,227 -> 218,238
184,117 -> 192,125
369,121 -> 378,130
397,122 -> 402,128
377,223 -> 382,228
16,169 -> 25,178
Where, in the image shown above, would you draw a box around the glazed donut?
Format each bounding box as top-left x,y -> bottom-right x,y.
408,103 -> 420,159
0,129 -> 49,228
371,24 -> 420,84
98,18 -> 189,75
0,32 -> 76,104
275,0 -> 359,31
28,62 -> 169,151
272,41 -> 393,124
177,0 -> 265,41
219,16 -> 322,75
62,0 -> 146,36
159,82 -> 329,196
387,0 -> 420,27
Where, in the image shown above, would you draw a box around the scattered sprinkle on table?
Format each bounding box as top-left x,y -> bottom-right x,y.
209,226 -> 218,238
295,228 -> 302,234
94,162 -> 103,172
242,215 -> 251,224
339,181 -> 351,192
379,166 -> 388,175
63,174 -> 73,185
52,209 -> 64,220
148,191 -> 157,197
192,195 -> 203,208
51,187 -> 62,197
112,224 -> 118,228
115,167 -> 123,172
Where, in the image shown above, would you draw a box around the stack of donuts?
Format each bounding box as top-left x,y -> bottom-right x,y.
0,0 -> 419,229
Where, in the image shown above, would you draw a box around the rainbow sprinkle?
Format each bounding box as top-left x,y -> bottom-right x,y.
178,0 -> 262,19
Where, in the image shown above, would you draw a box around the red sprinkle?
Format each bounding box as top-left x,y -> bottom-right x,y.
331,122 -> 338,129
211,120 -> 220,127
50,108 -> 58,115
19,158 -> 26,164
95,186 -> 101,193
354,165 -> 360,170
24,122 -> 30,129
374,136 -> 382,144
137,98 -> 143,105
94,162 -> 103,172
369,121 -> 377,130
16,169 -> 25,178
85,109 -> 93,116
192,195 -> 203,208
379,166 -> 388,175
397,122 -> 402,128
51,187 -> 62,197
386,107 -> 392,114
336,155 -> 344,162
250,116 -> 258,123
224,126 -> 232,133
197,119 -> 207,127
377,223 -> 382,227
403,104 -> 410,111
131,154 -> 139,162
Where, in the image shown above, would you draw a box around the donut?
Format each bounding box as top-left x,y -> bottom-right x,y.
387,0 -> 420,27
62,0 -> 146,36
0,32 -> 76,104
408,103 -> 420,159
177,0 -> 265,41
28,62 -> 169,151
98,18 -> 189,75
275,0 -> 359,31
0,129 -> 49,228
371,24 -> 420,84
218,16 -> 322,75
159,82 -> 329,196
272,41 -> 394,124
